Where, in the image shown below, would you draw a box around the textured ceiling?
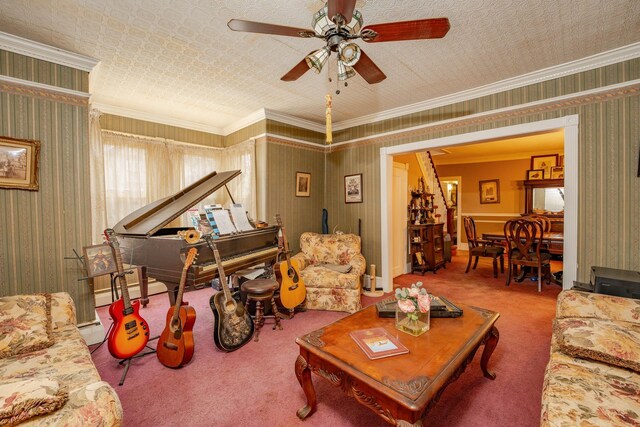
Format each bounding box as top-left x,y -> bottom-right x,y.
1,0 -> 639,131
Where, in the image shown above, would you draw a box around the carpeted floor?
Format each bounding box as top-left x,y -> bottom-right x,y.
91,253 -> 562,427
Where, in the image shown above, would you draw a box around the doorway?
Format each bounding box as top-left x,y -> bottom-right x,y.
379,115 -> 579,293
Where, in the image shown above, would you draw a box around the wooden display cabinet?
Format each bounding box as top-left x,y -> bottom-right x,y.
408,191 -> 435,225
408,223 -> 445,274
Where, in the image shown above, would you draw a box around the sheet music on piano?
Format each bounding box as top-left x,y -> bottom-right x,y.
211,209 -> 237,235
230,203 -> 254,232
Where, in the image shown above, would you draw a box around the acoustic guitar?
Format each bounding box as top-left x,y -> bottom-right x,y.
104,229 -> 150,360
156,248 -> 198,368
205,235 -> 254,352
276,214 -> 306,309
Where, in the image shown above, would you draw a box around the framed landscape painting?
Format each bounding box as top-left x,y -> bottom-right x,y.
0,137 -> 40,190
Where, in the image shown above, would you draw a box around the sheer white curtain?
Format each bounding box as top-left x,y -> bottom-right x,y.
96,130 -> 255,237
89,109 -> 107,243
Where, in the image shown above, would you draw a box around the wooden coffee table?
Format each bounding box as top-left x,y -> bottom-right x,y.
295,303 -> 499,426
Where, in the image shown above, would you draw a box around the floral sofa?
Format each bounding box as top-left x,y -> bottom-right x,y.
541,290 -> 640,426
292,232 -> 366,313
0,293 -> 122,426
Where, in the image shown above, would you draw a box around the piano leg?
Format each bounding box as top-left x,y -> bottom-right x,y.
137,266 -> 150,308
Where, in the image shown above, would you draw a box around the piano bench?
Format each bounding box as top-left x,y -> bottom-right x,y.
241,279 -> 283,342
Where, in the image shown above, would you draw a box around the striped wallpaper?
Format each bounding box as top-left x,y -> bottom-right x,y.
0,50 -> 94,323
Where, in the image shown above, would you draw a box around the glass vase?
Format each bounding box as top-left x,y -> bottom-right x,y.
395,307 -> 430,336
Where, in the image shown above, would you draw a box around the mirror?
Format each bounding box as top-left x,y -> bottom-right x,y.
532,187 -> 564,213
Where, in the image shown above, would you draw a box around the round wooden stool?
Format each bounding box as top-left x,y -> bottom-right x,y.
240,278 -> 283,342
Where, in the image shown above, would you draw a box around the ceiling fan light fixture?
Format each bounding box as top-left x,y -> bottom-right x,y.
311,5 -> 332,35
305,46 -> 331,74
338,40 -> 361,67
345,9 -> 363,34
337,60 -> 355,81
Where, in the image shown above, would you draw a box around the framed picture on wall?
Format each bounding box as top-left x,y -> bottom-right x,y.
479,179 -> 500,204
527,169 -> 544,180
344,173 -> 363,203
0,137 -> 41,191
551,166 -> 564,179
82,244 -> 118,278
295,172 -> 311,197
530,154 -> 558,179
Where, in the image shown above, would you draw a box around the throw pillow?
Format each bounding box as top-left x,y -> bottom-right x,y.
0,294 -> 53,359
0,378 -> 68,426
555,317 -> 640,373
320,263 -> 353,274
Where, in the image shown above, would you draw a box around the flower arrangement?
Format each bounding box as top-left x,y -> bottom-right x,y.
395,282 -> 431,336
395,281 -> 431,318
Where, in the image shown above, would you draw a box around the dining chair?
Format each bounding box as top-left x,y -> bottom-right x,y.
503,218 -> 552,292
463,216 -> 504,278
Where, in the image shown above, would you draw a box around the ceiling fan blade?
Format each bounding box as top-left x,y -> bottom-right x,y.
362,18 -> 450,43
281,55 -> 313,82
228,19 -> 315,38
352,50 -> 386,84
327,0 -> 357,22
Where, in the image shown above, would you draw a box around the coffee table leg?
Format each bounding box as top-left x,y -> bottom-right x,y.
295,353 -> 317,420
481,326 -> 499,380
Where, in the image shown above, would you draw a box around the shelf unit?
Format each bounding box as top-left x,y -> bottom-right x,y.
408,191 -> 435,225
408,223 -> 445,274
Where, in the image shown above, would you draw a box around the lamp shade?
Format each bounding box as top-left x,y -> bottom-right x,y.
345,9 -> 363,34
305,47 -> 331,74
338,41 -> 361,67
311,5 -> 332,35
337,60 -> 355,81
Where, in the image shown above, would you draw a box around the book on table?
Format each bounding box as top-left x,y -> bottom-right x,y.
350,327 -> 409,360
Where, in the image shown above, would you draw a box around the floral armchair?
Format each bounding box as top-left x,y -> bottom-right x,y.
291,232 -> 366,313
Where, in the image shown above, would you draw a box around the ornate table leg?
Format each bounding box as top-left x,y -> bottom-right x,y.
481,326 -> 499,380
295,353 -> 317,420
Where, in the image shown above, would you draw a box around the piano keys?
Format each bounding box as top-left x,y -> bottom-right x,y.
111,170 -> 279,306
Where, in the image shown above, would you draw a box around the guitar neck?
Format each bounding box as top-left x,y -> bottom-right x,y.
108,233 -> 132,310
173,248 -> 197,321
205,237 -> 233,302
276,214 -> 293,267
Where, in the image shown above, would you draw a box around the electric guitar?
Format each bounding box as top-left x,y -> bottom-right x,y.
104,229 -> 150,360
276,214 -> 306,309
156,248 -> 198,368
205,235 -> 254,352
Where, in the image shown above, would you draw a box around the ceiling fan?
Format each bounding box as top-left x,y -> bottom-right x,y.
227,0 -> 450,85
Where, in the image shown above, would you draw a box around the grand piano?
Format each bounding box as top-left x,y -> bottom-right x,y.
112,170 -> 279,306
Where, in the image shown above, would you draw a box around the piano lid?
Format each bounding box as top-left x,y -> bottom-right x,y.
112,170 -> 241,237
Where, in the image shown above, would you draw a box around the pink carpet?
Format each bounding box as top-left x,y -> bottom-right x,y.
91,253 -> 561,426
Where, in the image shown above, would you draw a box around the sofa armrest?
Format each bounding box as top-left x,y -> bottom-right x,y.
291,252 -> 312,271
556,290 -> 640,324
348,253 -> 367,277
50,292 -> 77,329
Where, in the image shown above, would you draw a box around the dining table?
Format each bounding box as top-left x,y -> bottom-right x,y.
481,231 -> 564,255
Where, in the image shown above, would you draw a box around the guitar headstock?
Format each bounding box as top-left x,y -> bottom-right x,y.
185,248 -> 198,266
103,228 -> 119,249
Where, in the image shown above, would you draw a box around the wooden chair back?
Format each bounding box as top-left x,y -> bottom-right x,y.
463,216 -> 479,249
525,215 -> 552,233
504,219 -> 544,266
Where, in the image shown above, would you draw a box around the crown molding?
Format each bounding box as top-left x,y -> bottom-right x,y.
0,74 -> 90,98
223,109 -> 267,135
263,109 -> 325,133
332,42 -> 640,131
0,31 -> 98,72
91,102 -> 225,135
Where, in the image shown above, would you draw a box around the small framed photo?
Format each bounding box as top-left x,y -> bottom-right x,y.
479,179 -> 500,204
0,137 -> 41,191
530,154 -> 558,179
551,166 -> 564,179
527,169 -> 545,180
295,172 -> 311,197
344,173 -> 363,203
83,244 -> 118,278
